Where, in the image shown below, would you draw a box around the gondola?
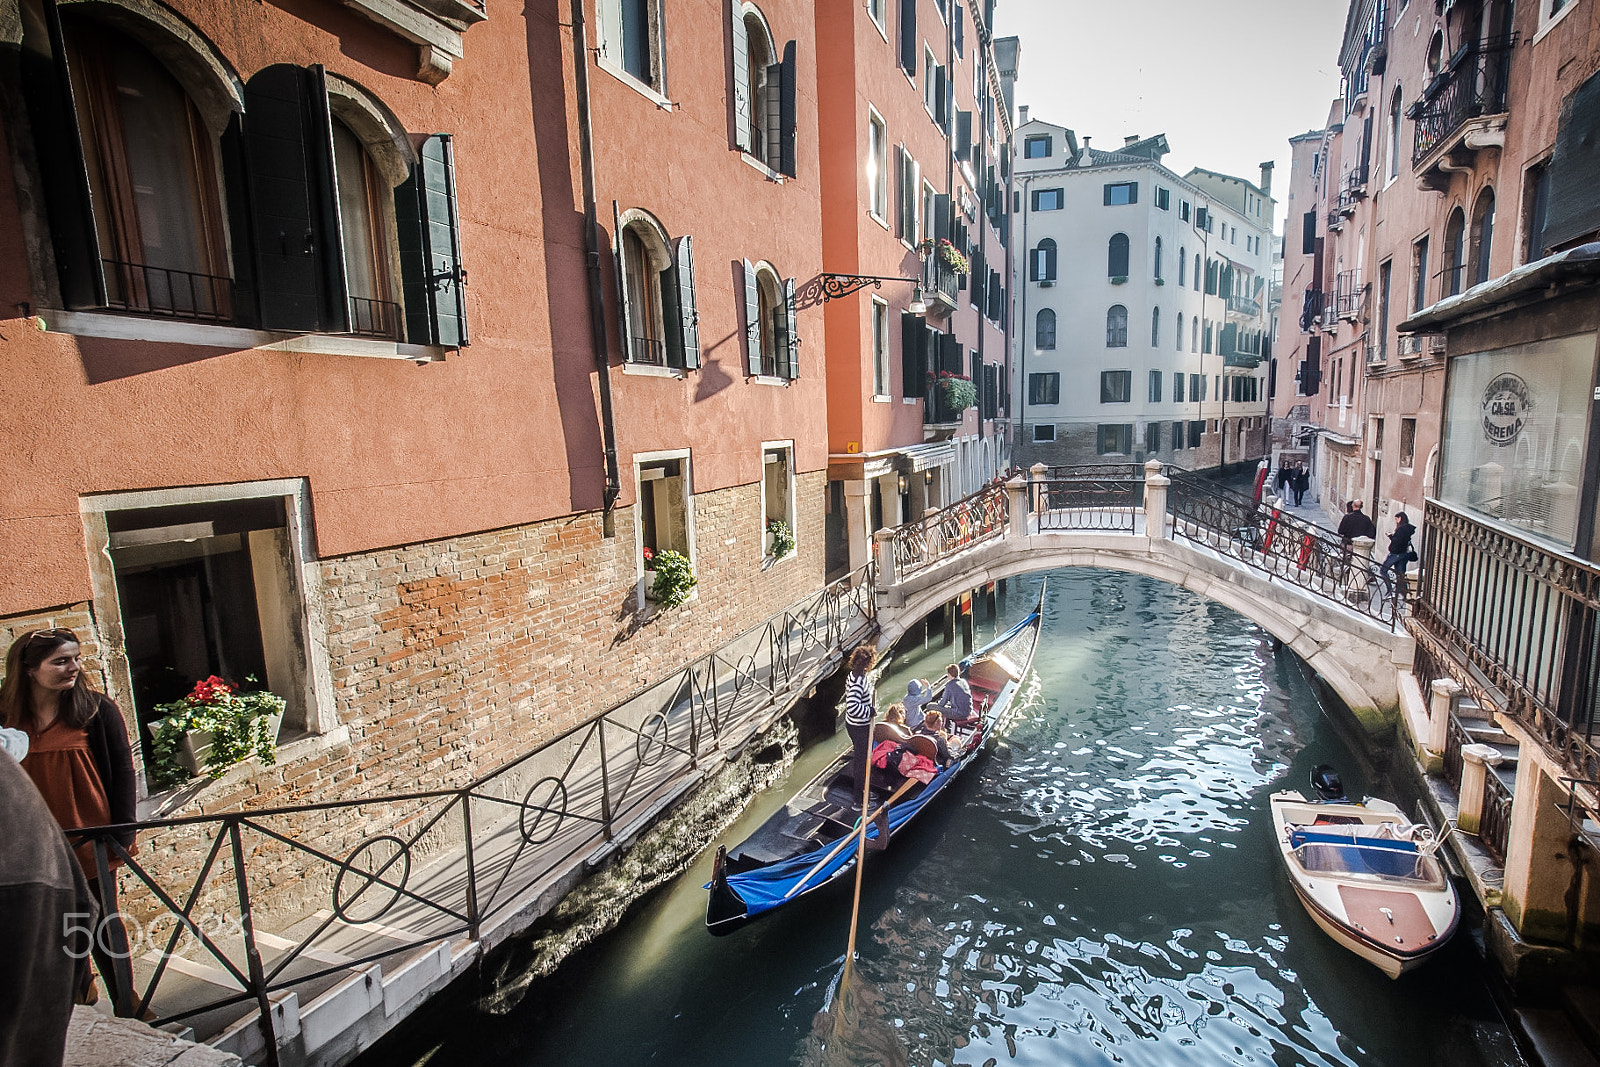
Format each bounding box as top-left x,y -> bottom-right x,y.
705,583 -> 1045,935
1270,764 -> 1459,978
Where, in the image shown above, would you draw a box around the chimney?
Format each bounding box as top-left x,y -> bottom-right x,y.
1259,161 -> 1275,197
1078,135 -> 1091,164
1018,105 -> 1029,124
1124,134 -> 1140,146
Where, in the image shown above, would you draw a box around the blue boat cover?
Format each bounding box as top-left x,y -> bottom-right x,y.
1288,829 -> 1419,852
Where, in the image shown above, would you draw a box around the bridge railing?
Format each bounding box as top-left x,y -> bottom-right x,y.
890,482 -> 1010,581
1033,466 -> 1143,531
65,564 -> 876,1060
1166,471 -> 1403,629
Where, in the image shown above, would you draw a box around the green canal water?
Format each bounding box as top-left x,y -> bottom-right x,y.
393,570 -> 1514,1066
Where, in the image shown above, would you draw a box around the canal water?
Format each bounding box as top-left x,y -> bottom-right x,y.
391,570 -> 1515,1067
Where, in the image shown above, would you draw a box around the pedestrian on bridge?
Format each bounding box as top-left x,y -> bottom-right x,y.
1337,500 -> 1376,546
1380,513 -> 1418,596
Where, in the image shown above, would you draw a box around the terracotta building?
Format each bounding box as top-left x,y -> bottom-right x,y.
0,0 -> 835,832
814,0 -> 1019,577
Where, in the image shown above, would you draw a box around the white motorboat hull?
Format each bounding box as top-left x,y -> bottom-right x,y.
1271,790 -> 1459,979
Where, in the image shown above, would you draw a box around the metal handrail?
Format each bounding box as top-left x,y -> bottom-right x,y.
891,483 -> 1009,580
1033,472 -> 1141,531
102,258 -> 232,322
67,564 -> 877,1062
1412,36 -> 1517,164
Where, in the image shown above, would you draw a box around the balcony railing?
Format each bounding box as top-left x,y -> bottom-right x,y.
1410,499 -> 1600,788
629,336 -> 665,365
1335,271 -> 1366,320
102,259 -> 232,323
1336,165 -> 1369,215
1298,289 -> 1325,333
349,296 -> 403,340
1411,37 -> 1517,165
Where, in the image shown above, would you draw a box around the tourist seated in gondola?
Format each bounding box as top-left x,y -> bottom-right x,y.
875,704 -> 911,743
903,678 -> 933,729
934,664 -> 977,726
915,710 -> 954,766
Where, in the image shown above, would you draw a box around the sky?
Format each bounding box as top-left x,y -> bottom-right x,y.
992,0 -> 1352,237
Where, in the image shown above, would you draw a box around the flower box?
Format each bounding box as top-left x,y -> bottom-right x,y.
148,676 -> 285,790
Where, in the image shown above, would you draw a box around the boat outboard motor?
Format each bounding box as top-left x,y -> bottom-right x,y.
1310,764 -> 1347,803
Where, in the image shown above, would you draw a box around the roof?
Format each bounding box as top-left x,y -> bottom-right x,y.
1184,166 -> 1271,200
1398,243 -> 1600,332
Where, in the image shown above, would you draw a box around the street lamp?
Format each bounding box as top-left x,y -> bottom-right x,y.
813,273 -> 928,313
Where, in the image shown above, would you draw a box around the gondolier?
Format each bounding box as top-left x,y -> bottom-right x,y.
843,646 -> 877,803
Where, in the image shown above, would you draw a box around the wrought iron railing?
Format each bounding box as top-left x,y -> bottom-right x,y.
1299,288 -> 1326,333
1411,498 -> 1600,783
891,483 -> 1009,580
1443,710 -> 1469,792
630,336 -> 665,365
102,259 -> 232,322
1033,467 -> 1142,532
349,296 -> 403,340
68,565 -> 877,1062
1412,36 -> 1517,165
1335,271 -> 1366,320
1481,767 -> 1512,863
1166,471 -> 1403,628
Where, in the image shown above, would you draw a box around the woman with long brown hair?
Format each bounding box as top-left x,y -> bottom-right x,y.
1,628 -> 138,1014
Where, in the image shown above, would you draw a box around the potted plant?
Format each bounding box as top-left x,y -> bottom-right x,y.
148,676 -> 284,790
917,238 -> 971,276
767,518 -> 795,560
930,370 -> 979,411
647,549 -> 697,607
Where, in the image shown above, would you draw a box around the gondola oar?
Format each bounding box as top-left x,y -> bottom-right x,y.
782,777 -> 917,901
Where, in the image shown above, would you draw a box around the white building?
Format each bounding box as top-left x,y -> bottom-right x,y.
1011,116 -> 1274,469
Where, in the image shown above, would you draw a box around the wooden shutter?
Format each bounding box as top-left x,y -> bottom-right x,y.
983,364 -> 998,419
954,4 -> 965,54
742,258 -> 761,374
987,269 -> 1001,319
970,249 -> 985,306
730,0 -> 752,153
20,0 -> 106,308
674,235 -> 700,368
898,0 -> 917,73
608,201 -> 634,359
934,194 -> 951,241
954,109 -> 972,161
1547,70 -> 1600,251
396,134 -> 467,347
777,41 -> 797,177
934,64 -> 948,126
783,277 -> 798,378
901,310 -> 924,399
892,146 -> 906,239
244,64 -> 347,333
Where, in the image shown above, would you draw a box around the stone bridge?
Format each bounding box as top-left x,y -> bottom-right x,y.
870,463 -> 1415,734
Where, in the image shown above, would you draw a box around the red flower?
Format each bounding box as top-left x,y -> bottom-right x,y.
642,546 -> 654,563
190,675 -> 233,702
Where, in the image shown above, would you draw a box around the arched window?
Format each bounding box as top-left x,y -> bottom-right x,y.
756,266 -> 783,374
62,17 -> 231,319
1151,306 -> 1160,347
331,118 -> 403,338
1444,207 -> 1467,296
1469,187 -> 1495,288
620,214 -> 673,364
1036,308 -> 1056,350
1176,311 -> 1184,350
1194,254 -> 1202,291
1106,304 -> 1127,348
740,258 -> 792,377
732,5 -> 795,176
1191,316 -> 1199,352
1178,247 -> 1186,287
1031,238 -> 1058,282
1387,86 -> 1403,181
1108,233 -> 1130,278
1153,236 -> 1163,281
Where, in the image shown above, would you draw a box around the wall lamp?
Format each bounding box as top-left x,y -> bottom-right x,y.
813,273 -> 926,314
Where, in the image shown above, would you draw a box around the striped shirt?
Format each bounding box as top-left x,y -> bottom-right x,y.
844,672 -> 874,725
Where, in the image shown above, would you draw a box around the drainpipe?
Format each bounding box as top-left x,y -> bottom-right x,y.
570,0 -> 623,525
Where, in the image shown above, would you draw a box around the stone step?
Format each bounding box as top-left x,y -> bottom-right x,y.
1464,721 -> 1516,747
1519,1007 -> 1600,1067
1562,984 -> 1600,1058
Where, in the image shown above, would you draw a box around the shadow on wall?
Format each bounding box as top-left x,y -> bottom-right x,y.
527,0 -> 608,515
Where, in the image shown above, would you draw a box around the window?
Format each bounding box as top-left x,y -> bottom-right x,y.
1181,200 -> 1191,222
868,0 -> 884,30
1193,254 -> 1202,291
1153,236 -> 1163,281
1377,259 -> 1392,360
741,259 -> 797,378
1178,249 -> 1186,287
1190,372 -> 1202,400
1032,423 -> 1057,443
1188,420 -> 1204,448
1149,369 -> 1163,402
59,19 -> 231,321
1100,369 -> 1131,403
921,180 -> 936,243
733,8 -> 794,172
1145,422 -> 1161,453
1173,420 -> 1185,447
1103,181 -> 1137,206
762,445 -> 796,561
1399,417 -> 1417,471
1523,162 -> 1551,263
1174,371 -> 1185,402
895,146 -> 920,240
1469,187 -> 1495,288
1030,239 -> 1057,282
1443,207 -> 1466,296
1031,188 -> 1064,211
1023,135 -> 1052,158
331,120 -> 400,339
619,212 -> 700,368
868,109 -> 888,219
923,46 -> 938,115
1029,372 -> 1060,405
1387,87 -> 1403,182
1097,423 -> 1133,454
1107,233 -> 1130,279
638,455 -> 693,587
600,0 -> 664,91
1156,187 -> 1170,210
1151,306 -> 1160,347
871,297 -> 890,394
1175,312 -> 1184,351
1203,321 -> 1213,354
1413,235 -> 1430,311
1035,308 -> 1057,350
1191,317 -> 1198,352
1106,304 -> 1127,347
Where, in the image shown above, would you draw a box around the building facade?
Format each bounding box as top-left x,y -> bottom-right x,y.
816,0 -> 1019,578
1011,118 -> 1272,469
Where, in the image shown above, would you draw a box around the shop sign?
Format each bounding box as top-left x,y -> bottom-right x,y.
1481,373 -> 1530,447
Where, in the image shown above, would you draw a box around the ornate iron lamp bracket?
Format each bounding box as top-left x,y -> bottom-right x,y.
798,273 -> 921,310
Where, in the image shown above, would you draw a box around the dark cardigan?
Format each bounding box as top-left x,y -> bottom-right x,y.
84,694 -> 138,846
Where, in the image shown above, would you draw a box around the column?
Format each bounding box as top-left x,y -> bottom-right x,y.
1457,744 -> 1501,834
1030,463 -> 1048,517
1007,474 -> 1030,539
842,480 -> 871,574
1426,677 -> 1460,765
1142,459 -> 1169,541
872,528 -> 896,587
1502,762 -> 1578,945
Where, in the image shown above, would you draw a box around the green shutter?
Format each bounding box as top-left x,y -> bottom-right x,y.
395,134 -> 467,346
742,258 -> 760,374
901,310 -> 924,399
674,235 -> 700,368
783,277 -> 798,378
730,0 -> 751,153
778,41 -> 797,177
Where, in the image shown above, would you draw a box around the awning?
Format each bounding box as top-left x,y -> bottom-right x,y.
897,442 -> 956,473
1399,242 -> 1600,332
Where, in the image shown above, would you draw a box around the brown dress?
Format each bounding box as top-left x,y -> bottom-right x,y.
21,719 -> 126,875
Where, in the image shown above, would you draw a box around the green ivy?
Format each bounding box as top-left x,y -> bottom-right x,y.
649,550 -> 697,608
148,679 -> 284,790
767,519 -> 795,560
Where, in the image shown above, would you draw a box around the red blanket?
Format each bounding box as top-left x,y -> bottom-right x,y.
870,740 -> 939,784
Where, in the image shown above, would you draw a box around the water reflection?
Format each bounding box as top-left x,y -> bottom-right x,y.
381,571 -> 1508,1067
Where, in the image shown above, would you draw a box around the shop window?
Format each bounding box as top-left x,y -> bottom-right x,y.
638,454 -> 693,577
762,445 -> 796,561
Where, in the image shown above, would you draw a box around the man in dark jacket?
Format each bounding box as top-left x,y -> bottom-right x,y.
1337,500 -> 1377,545
1380,512 -> 1418,593
0,749 -> 97,1067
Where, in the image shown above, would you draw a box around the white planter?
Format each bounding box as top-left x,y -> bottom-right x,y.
156,708 -> 283,780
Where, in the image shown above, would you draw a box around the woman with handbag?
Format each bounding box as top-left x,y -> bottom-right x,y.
1379,512 -> 1418,599
1,628 -> 139,1015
